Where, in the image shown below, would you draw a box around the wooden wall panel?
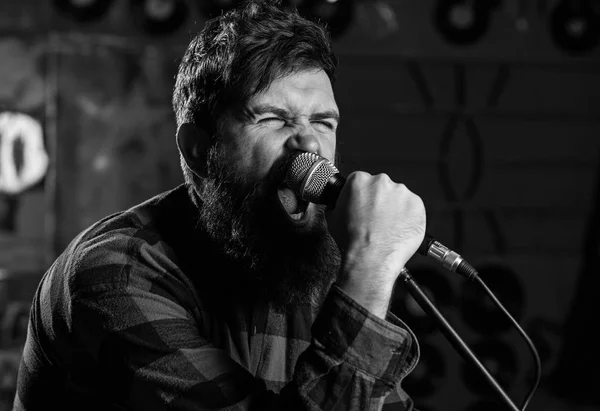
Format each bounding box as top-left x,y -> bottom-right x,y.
53,43 -> 184,253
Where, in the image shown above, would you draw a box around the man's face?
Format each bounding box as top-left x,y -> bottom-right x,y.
221,68 -> 339,225
198,69 -> 341,309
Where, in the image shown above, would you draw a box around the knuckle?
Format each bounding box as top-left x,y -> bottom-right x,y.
377,173 -> 394,185
411,192 -> 423,205
394,182 -> 408,194
411,193 -> 425,212
348,171 -> 370,185
350,170 -> 368,180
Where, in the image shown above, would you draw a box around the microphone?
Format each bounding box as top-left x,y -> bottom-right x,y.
283,152 -> 542,410
284,151 -> 478,279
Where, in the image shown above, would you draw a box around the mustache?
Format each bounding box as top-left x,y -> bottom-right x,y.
207,147 -> 338,213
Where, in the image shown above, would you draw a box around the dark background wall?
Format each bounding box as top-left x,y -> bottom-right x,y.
0,1 -> 599,410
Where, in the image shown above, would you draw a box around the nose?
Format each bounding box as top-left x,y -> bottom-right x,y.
285,127 -> 320,154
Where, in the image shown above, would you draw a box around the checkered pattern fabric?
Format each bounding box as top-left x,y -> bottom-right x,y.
14,184 -> 420,410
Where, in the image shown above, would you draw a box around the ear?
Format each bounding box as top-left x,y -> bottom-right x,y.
176,123 -> 211,178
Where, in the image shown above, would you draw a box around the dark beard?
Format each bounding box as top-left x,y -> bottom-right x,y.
195,143 -> 341,311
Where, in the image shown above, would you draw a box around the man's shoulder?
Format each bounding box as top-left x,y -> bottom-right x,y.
73,184 -> 189,251
51,184 -> 199,295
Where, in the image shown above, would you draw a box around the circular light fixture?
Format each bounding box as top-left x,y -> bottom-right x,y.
53,0 -> 114,22
549,0 -> 599,55
130,0 -> 189,35
433,0 -> 500,45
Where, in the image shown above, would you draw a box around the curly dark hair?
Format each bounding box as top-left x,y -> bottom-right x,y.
172,0 -> 338,135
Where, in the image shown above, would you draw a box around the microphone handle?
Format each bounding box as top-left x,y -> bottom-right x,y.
323,174 -> 346,209
418,233 -> 435,256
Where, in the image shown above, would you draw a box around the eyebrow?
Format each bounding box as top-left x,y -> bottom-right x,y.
251,104 -> 341,125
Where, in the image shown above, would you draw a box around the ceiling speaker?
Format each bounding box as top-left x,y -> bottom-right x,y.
549,0 -> 599,55
433,0 -> 500,45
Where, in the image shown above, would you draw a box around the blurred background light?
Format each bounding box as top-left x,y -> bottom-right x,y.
433,0 -> 501,45
355,0 -> 398,40
52,0 -> 114,23
549,0 -> 599,55
130,0 -> 189,35
0,112 -> 48,196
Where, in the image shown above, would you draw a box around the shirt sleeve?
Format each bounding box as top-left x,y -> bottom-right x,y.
295,285 -> 419,410
25,230 -> 419,411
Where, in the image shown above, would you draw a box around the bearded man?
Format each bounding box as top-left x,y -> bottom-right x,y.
14,1 -> 426,410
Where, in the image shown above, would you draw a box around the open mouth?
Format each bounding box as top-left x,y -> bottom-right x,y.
277,186 -> 310,223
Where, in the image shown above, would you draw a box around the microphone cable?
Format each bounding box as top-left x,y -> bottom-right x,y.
468,268 -> 541,411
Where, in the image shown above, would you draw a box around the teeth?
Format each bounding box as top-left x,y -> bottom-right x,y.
276,188 -> 307,222
290,212 -> 304,221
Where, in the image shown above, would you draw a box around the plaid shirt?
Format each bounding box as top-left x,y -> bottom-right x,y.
14,184 -> 420,410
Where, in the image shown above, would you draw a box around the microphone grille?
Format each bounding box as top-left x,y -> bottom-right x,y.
285,152 -> 339,203
285,152 -> 320,186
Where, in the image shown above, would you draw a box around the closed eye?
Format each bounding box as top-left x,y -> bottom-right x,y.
313,120 -> 335,130
260,117 -> 285,124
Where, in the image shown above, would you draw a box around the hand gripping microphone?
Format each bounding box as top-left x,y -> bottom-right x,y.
284,153 -> 542,410
284,151 -> 478,279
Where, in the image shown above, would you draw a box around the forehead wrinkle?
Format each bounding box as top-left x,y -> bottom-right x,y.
244,70 -> 338,120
